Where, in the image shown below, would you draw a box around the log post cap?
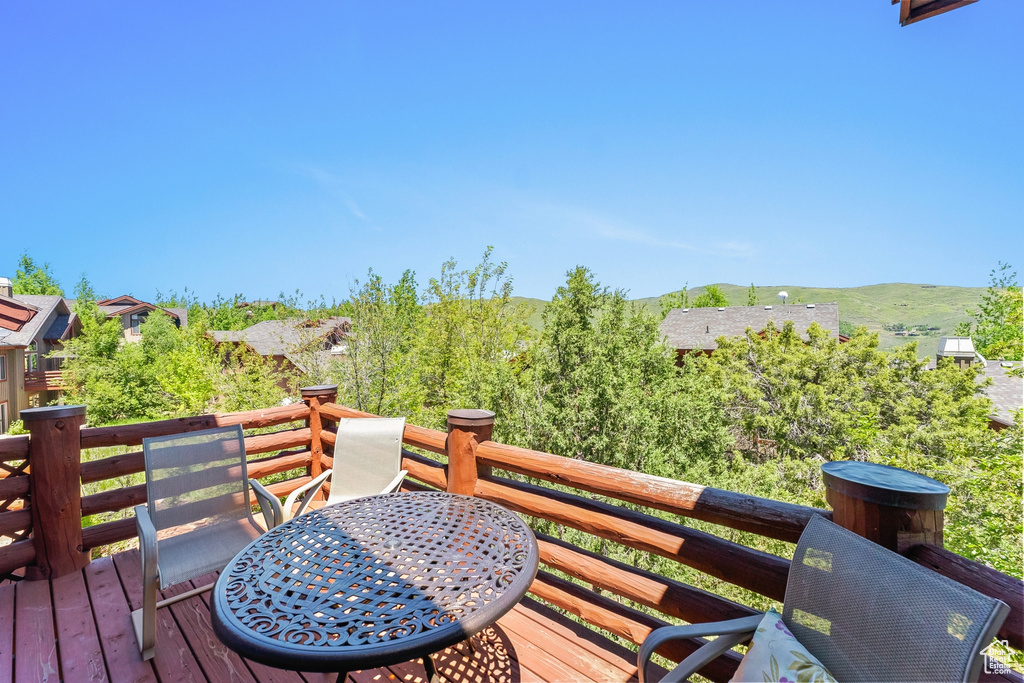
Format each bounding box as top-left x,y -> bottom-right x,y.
822,461 -> 949,510
446,409 -> 496,428
300,385 -> 338,399
20,405 -> 86,422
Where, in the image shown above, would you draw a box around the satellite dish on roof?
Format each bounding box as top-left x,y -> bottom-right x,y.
778,291 -> 788,304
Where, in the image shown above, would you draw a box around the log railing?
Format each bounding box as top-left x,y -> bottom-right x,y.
0,388 -> 1020,681
0,399 -> 322,580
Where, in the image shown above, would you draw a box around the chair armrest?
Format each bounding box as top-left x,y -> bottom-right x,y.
638,614 -> 763,683
135,505 -> 159,586
283,469 -> 333,521
249,478 -> 284,528
380,470 -> 408,495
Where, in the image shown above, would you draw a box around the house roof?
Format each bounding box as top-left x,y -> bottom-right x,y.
898,0 -> 978,27
660,303 -> 841,351
0,295 -> 69,348
91,298 -> 186,328
211,317 -> 351,358
0,297 -> 38,333
43,314 -> 75,342
982,361 -> 1023,427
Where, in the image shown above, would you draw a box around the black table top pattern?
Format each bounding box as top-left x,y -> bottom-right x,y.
210,491 -> 539,672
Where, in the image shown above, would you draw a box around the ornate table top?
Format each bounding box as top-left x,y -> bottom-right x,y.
210,491 -> 538,672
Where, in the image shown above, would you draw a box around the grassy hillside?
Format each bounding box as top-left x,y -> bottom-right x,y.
513,283 -> 986,358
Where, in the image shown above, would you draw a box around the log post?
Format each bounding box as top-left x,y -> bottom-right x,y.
22,405 -> 90,580
301,385 -> 338,501
446,409 -> 495,496
821,461 -> 948,552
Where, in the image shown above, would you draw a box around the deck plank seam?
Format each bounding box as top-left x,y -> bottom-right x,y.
80,563 -> 116,683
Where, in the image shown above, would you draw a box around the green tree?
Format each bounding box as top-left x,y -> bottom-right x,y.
747,283 -> 757,306
660,283 -> 730,318
417,248 -> 531,429
691,284 -> 730,308
61,282 -> 170,424
12,253 -> 63,295
516,267 -> 727,476
955,262 -> 1023,361
336,269 -> 425,419
659,284 -> 690,318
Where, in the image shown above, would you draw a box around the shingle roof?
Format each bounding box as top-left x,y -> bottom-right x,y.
211,317 -> 351,357
980,361 -> 1022,427
43,314 -> 73,341
0,295 -> 67,348
660,303 -> 841,351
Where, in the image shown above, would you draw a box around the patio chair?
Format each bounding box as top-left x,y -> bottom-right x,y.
638,515 -> 1010,683
283,417 -> 407,520
133,424 -> 283,661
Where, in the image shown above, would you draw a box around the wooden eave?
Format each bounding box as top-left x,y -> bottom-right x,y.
95,295 -> 146,307
895,0 -> 979,26
105,302 -> 180,322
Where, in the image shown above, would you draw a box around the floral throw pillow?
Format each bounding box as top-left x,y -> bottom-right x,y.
730,609 -> 836,683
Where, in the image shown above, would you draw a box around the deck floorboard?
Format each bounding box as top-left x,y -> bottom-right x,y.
5,549 -> 647,683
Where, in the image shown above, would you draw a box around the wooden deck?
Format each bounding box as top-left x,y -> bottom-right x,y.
1,549 -> 659,683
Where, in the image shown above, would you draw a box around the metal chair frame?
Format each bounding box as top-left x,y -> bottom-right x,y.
638,516 -> 1010,683
133,424 -> 282,661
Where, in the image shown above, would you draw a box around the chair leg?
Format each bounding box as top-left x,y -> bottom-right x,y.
131,582 -> 157,660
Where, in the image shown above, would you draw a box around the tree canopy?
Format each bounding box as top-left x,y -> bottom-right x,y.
11,253 -> 63,296
955,262 -> 1023,361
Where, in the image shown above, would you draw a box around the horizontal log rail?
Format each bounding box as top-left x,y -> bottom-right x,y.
80,403 -> 311,449
0,435 -> 30,462
904,543 -> 1024,651
80,432 -> 312,486
529,570 -> 743,683
475,474 -> 790,601
0,539 -> 35,576
535,531 -> 759,626
0,508 -> 32,537
0,474 -> 30,502
402,450 -> 448,490
476,440 -> 828,543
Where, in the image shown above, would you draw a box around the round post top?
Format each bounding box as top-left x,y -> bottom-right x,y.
19,405 -> 86,422
822,461 -> 949,510
446,409 -> 496,428
300,384 -> 338,399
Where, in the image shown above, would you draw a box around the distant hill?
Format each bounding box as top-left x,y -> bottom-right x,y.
512,283 -> 987,358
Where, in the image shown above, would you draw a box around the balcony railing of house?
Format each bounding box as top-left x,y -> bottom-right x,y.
0,384 -> 1021,682
22,370 -> 65,392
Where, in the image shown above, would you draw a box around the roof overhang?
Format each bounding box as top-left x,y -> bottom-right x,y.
895,0 -> 979,26
0,298 -> 39,332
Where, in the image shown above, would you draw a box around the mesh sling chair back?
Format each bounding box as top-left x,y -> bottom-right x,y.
638,515 -> 1010,683
133,424 -> 283,661
283,417 -> 407,520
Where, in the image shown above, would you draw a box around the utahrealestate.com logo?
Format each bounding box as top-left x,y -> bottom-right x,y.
981,640 -> 1013,676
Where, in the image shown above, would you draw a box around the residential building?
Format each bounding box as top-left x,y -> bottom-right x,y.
932,336 -> 1023,430
211,316 -> 351,387
93,295 -> 187,341
0,277 -> 187,429
660,303 -> 845,359
0,280 -> 75,428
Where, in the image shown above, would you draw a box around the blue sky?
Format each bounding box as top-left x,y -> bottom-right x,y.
2,2 -> 1021,303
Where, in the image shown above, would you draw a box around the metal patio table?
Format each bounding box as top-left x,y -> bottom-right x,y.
210,491 -> 538,682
